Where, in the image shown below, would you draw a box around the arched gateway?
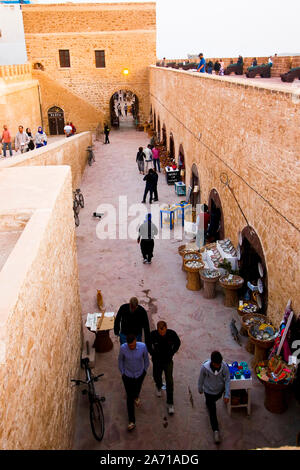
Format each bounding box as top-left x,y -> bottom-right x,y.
48,106 -> 65,135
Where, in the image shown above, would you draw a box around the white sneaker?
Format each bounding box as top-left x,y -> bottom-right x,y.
168,405 -> 174,415
143,259 -> 147,263
213,430 -> 221,444
156,388 -> 162,397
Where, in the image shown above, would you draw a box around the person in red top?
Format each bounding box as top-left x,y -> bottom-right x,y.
1,125 -> 13,157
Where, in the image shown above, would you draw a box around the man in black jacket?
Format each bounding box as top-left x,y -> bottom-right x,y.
148,321 -> 181,415
114,297 -> 150,346
142,168 -> 155,203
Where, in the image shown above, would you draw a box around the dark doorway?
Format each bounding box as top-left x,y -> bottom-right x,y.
48,106 -> 65,135
109,90 -> 139,128
154,112 -> 156,131
208,189 -> 225,240
190,163 -> 200,208
239,227 -> 268,314
178,144 -> 185,182
157,118 -> 161,142
162,125 -> 167,146
169,133 -> 175,159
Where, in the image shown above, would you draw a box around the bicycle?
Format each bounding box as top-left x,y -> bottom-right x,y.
87,146 -> 96,166
73,208 -> 80,227
73,188 -> 84,212
71,356 -> 105,441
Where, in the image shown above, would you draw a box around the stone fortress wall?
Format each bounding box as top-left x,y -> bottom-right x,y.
150,66 -> 300,326
0,165 -> 82,449
22,3 -> 157,133
0,63 -> 41,138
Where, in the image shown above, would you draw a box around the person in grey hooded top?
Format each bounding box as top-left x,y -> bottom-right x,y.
198,351 -> 230,444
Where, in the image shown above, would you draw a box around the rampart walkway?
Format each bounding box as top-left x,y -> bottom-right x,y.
73,127 -> 299,450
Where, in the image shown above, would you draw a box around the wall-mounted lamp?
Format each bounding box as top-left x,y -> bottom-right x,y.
122,68 -> 129,76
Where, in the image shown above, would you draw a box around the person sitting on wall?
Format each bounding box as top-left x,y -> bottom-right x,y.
35,127 -> 47,148
64,122 -> 73,137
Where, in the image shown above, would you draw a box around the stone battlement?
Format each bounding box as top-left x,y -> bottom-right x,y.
0,62 -> 32,82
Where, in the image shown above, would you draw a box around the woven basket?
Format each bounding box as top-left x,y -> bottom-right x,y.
184,260 -> 205,272
178,244 -> 186,256
248,328 -> 275,349
241,313 -> 269,331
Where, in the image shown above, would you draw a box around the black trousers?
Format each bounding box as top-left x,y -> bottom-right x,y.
104,133 -> 110,143
142,186 -> 154,203
153,359 -> 174,405
204,391 -> 223,431
122,371 -> 146,423
140,239 -> 154,261
153,186 -> 158,201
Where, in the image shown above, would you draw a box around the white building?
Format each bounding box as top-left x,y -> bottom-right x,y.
0,3 -> 27,65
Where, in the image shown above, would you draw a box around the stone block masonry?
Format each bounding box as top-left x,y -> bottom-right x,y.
0,166 -> 82,449
22,3 -> 157,129
150,67 -> 300,326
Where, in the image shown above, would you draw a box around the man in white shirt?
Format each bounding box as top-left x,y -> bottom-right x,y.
15,125 -> 29,153
64,122 -> 72,137
144,145 -> 153,173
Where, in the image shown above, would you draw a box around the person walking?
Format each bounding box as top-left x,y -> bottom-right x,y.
198,351 -> 230,444
114,297 -> 150,346
252,58 -> 258,67
152,168 -> 159,201
64,122 -> 72,137
213,60 -> 221,75
219,59 -> 225,75
1,125 -> 13,157
148,321 -> 181,415
137,213 -> 158,264
124,103 -> 128,116
104,124 -> 110,144
152,145 -> 160,172
35,126 -> 47,148
142,168 -> 155,204
118,333 -> 149,431
136,147 -> 145,174
143,144 -> 153,174
15,125 -> 29,153
197,53 -> 206,73
25,128 -> 35,152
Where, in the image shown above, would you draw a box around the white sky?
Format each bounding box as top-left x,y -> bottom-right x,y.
31,0 -> 300,58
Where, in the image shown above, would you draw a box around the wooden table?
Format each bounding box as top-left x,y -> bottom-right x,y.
227,377 -> 253,416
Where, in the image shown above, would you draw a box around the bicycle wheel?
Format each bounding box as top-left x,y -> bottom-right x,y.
90,398 -> 104,441
74,211 -> 80,227
79,193 -> 84,208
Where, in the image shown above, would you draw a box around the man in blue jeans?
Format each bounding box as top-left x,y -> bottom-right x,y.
118,334 -> 149,431
197,53 -> 206,73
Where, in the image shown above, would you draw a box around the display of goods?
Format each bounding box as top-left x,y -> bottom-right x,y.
227,361 -> 251,380
249,323 -> 278,341
220,275 -> 244,286
238,302 -> 259,314
200,242 -> 216,252
184,253 -> 202,261
185,260 -> 204,269
201,269 -> 220,279
242,315 -> 267,328
218,238 -> 237,256
256,357 -> 296,384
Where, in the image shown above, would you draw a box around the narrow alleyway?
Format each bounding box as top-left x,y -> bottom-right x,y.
73,126 -> 299,450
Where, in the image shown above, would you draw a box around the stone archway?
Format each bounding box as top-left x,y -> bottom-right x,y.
162,124 -> 167,146
208,188 -> 225,240
48,106 -> 65,135
178,144 -> 185,183
109,90 -> 139,128
239,226 -> 268,314
157,118 -> 161,142
169,132 -> 175,159
190,163 -> 200,208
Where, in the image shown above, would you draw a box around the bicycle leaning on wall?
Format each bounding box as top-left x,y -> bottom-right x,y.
71,354 -> 105,441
